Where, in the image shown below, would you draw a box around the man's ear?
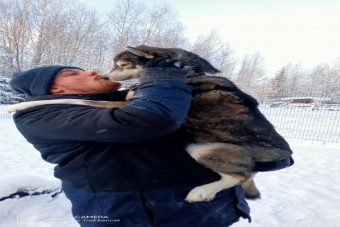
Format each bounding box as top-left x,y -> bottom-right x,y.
126,45 -> 168,58
50,86 -> 64,94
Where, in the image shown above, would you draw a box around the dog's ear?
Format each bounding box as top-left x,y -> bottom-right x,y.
126,46 -> 168,58
126,46 -> 154,59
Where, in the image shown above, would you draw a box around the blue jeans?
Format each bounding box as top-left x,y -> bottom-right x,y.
63,184 -> 251,227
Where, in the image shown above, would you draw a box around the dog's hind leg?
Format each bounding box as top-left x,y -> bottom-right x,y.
241,172 -> 261,200
185,173 -> 245,203
185,143 -> 256,202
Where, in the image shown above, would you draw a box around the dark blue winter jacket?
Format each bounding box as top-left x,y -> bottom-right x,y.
13,68 -> 222,192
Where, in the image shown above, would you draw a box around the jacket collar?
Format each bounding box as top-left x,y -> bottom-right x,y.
28,90 -> 128,102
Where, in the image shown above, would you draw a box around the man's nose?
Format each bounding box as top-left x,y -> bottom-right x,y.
87,71 -> 98,76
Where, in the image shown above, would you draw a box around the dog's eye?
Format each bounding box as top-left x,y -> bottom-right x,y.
121,63 -> 130,67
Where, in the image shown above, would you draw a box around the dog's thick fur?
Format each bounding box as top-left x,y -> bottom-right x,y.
7,45 -> 293,202
104,46 -> 293,202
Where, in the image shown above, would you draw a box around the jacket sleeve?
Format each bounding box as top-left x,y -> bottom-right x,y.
14,68 -> 193,144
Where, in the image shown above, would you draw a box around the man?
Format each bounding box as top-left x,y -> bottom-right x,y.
9,58 -> 251,227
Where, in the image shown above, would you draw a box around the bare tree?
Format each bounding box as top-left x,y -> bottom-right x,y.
0,0 -> 112,75
141,2 -> 174,45
138,2 -> 187,48
29,0 -> 71,67
158,23 -> 189,48
0,0 -> 31,72
190,30 -> 235,77
234,52 -> 266,94
268,61 -> 340,97
30,1 -> 107,71
191,30 -> 223,61
284,63 -> 305,95
106,0 -> 145,57
304,61 -> 340,96
216,44 -> 236,78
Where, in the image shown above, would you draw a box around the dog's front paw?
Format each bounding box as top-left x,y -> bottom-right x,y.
185,187 -> 216,203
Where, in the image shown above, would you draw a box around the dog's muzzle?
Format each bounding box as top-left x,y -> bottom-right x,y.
100,75 -> 109,80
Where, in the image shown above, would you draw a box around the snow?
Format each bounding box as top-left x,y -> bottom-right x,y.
0,175 -> 59,198
0,118 -> 76,227
234,142 -> 340,227
0,118 -> 339,227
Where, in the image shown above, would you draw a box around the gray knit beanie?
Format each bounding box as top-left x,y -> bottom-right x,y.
9,65 -> 84,96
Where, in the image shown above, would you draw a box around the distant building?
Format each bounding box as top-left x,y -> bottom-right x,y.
281,96 -> 332,104
277,96 -> 334,110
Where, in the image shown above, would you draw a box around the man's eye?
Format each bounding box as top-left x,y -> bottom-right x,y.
121,63 -> 130,67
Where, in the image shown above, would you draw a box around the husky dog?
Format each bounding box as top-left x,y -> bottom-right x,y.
7,45 -> 293,202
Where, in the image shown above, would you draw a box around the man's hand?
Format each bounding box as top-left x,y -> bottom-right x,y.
146,57 -> 184,68
140,57 -> 193,84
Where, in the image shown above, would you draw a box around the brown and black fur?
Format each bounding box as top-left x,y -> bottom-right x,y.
104,45 -> 293,201
185,75 -> 292,161
114,45 -> 220,75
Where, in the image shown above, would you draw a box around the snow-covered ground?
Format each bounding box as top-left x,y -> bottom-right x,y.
0,117 -> 339,227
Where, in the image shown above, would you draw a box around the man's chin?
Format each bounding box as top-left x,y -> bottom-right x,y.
101,81 -> 121,92
109,81 -> 122,91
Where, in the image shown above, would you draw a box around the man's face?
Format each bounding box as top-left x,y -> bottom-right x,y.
50,69 -> 122,94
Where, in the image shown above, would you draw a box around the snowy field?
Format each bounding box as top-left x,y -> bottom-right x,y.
0,117 -> 340,227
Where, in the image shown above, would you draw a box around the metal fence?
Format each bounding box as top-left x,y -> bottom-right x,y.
1,95 -> 340,143
257,93 -> 340,144
260,105 -> 340,144
0,104 -> 13,118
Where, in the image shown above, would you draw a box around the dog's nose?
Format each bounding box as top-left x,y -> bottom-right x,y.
100,74 -> 109,80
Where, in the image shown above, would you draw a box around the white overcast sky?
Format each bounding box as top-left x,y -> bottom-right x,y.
80,0 -> 340,77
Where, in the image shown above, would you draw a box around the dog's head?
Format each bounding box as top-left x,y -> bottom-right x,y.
102,45 -> 220,81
